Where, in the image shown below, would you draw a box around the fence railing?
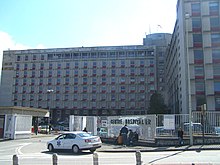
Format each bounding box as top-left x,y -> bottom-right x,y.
156,111 -> 220,137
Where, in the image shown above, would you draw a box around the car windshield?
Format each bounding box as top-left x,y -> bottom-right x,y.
78,132 -> 92,137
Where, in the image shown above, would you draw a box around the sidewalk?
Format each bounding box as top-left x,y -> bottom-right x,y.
97,143 -> 220,152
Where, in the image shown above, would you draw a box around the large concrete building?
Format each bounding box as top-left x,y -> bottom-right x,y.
0,43 -> 171,124
165,0 -> 220,114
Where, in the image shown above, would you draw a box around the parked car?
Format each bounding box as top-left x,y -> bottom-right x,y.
156,126 -> 172,136
38,125 -> 50,134
183,123 -> 202,134
98,128 -> 108,137
47,131 -> 102,153
214,127 -> 220,136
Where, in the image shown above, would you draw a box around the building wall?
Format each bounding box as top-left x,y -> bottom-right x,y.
0,45 -> 159,123
166,0 -> 220,114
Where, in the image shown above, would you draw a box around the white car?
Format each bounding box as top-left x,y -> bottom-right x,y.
47,131 -> 102,153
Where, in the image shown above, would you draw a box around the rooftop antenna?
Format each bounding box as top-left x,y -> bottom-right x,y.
149,25 -> 151,35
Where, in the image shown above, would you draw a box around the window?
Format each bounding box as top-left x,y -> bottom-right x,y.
102,69 -> 106,76
213,65 -> 220,77
194,66 -> 204,78
130,77 -> 135,83
121,60 -> 125,67
193,34 -> 203,47
121,86 -> 125,92
92,86 -> 96,92
212,49 -> 220,62
209,2 -> 219,15
191,3 -> 201,16
92,69 -> 96,76
214,81 -> 220,92
120,94 -> 125,100
58,63 -> 61,69
74,70 -> 78,75
56,86 -> 60,93
17,56 -> 21,61
195,81 -> 205,93
112,61 -> 116,67
130,68 -> 135,75
74,86 -> 78,93
111,77 -> 115,84
49,63 -> 53,69
102,61 -> 107,68
24,63 -> 28,70
65,77 -> 70,84
83,69 -> 88,75
92,78 -> 96,84
194,50 -> 203,63
192,18 -> 202,32
111,86 -> 116,92
102,77 -> 106,84
66,70 -> 70,76
49,70 -> 53,77
83,62 -> 88,68
41,55 -> 44,60
66,63 -> 70,68
215,97 -> 220,109
210,17 -> 220,31
33,55 -> 37,60
120,77 -> 125,84
83,78 -> 87,84
25,55 -> 28,61
211,33 -> 220,47
74,78 -> 78,84
93,62 -> 97,68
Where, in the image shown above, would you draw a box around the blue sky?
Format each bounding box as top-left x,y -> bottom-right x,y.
0,0 -> 178,76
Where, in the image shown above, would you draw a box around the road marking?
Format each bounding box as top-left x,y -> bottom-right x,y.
15,143 -> 32,155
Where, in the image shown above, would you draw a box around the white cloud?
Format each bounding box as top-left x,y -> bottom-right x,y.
0,31 -> 45,77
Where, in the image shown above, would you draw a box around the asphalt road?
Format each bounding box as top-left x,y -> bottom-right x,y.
0,136 -> 220,165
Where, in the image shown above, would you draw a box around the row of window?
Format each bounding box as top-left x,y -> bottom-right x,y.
16,60 -> 154,70
15,67 -> 155,77
191,1 -> 219,16
14,101 -> 146,110
15,76 -> 154,85
14,85 -> 154,94
16,50 -> 155,62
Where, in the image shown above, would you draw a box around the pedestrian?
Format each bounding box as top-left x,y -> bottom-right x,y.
128,129 -> 134,146
178,127 -> 184,146
120,125 -> 128,146
83,127 -> 88,132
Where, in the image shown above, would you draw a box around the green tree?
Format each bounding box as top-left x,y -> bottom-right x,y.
148,92 -> 168,114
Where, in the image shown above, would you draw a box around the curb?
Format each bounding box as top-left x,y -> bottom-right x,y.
98,144 -> 220,153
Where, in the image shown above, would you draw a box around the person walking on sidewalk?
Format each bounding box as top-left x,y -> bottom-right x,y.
120,125 -> 128,146
178,127 -> 184,146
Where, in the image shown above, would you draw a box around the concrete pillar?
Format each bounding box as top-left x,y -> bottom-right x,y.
93,153 -> 99,165
13,154 -> 18,165
135,150 -> 142,165
53,153 -> 58,165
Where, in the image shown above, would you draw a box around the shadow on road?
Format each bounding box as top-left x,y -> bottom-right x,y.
41,150 -> 93,156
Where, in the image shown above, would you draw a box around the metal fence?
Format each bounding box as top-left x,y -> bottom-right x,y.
156,111 -> 220,137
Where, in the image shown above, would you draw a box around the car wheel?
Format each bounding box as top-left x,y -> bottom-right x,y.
48,144 -> 54,152
72,145 -> 80,154
90,148 -> 96,153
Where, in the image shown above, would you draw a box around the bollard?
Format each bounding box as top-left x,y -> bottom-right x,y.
93,153 -> 99,165
13,154 -> 18,165
135,150 -> 142,165
53,153 -> 58,165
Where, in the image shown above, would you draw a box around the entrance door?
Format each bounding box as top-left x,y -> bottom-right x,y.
0,116 -> 5,138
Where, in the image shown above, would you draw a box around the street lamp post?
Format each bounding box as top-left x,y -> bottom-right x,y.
185,13 -> 193,145
47,89 -> 54,134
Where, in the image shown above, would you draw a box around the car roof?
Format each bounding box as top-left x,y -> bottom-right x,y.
61,131 -> 85,134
